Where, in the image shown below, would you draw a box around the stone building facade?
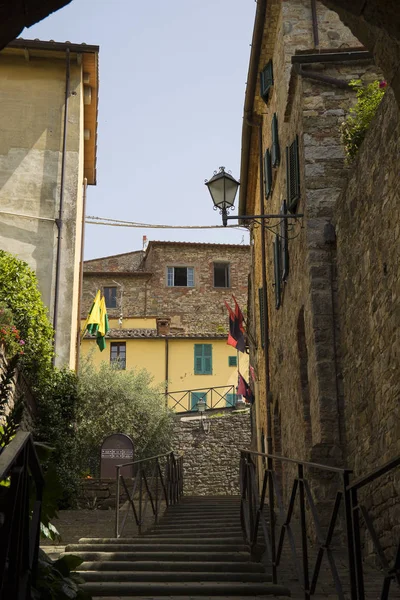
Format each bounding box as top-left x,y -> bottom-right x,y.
239,0 -> 399,555
81,242 -> 250,409
0,39 -> 99,368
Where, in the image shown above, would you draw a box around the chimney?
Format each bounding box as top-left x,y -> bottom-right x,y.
156,318 -> 170,336
142,235 -> 148,250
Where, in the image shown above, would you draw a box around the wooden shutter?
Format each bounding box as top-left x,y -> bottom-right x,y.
258,287 -> 265,348
194,344 -> 203,374
264,149 -> 272,198
286,136 -> 300,212
273,235 -> 281,309
271,113 -> 280,167
260,60 -> 274,104
280,201 -> 289,281
191,391 -> 207,410
203,344 -> 212,375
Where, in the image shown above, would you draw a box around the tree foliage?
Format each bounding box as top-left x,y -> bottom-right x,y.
340,80 -> 387,162
76,359 -> 174,475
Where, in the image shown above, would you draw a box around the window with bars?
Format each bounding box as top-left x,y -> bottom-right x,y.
286,136 -> 300,212
258,287 -> 265,349
167,266 -> 194,287
228,355 -> 237,367
214,262 -> 230,288
194,344 -> 212,375
260,60 -> 273,104
104,286 -> 117,309
271,113 -> 280,167
273,234 -> 281,310
264,149 -> 272,199
110,342 -> 126,369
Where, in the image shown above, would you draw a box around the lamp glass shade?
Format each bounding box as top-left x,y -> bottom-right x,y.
205,169 -> 239,210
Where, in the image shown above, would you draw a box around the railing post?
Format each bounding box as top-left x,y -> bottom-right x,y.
138,466 -> 143,534
115,466 -> 121,537
343,470 -> 358,600
155,458 -> 159,523
268,455 -> 277,584
298,463 -> 310,599
351,486 -> 365,600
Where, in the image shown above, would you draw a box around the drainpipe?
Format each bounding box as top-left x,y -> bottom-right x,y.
53,47 -> 70,365
75,177 -> 88,372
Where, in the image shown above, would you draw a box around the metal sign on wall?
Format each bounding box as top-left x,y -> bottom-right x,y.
100,433 -> 134,479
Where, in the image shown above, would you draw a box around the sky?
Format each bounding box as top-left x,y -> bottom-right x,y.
23,0 -> 255,259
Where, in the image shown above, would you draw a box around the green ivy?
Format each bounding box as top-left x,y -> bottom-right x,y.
340,79 -> 387,162
0,251 -> 54,380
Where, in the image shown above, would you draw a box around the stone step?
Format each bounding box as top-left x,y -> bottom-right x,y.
92,597 -> 287,600
79,560 -> 265,573
79,537 -> 245,545
77,571 -> 272,582
63,550 -> 252,562
145,531 -> 244,539
149,526 -> 243,534
159,516 -> 240,524
66,543 -> 248,553
81,581 -> 291,596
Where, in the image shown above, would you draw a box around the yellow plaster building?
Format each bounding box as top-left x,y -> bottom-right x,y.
0,38 -> 99,368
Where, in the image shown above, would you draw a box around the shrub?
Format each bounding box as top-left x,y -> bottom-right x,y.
340,79 -> 387,162
76,359 -> 174,476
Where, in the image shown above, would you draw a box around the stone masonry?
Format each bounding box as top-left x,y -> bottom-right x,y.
173,410 -> 251,496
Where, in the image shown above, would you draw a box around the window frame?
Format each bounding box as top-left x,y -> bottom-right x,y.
273,234 -> 281,310
104,286 -> 117,309
271,113 -> 280,168
264,149 -> 272,199
286,136 -> 300,212
110,342 -> 126,370
228,355 -> 237,367
260,60 -> 274,104
194,344 -> 212,375
213,262 -> 230,288
166,266 -> 195,288
258,287 -> 265,349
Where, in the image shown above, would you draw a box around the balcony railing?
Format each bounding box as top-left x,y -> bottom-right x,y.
166,385 -> 238,413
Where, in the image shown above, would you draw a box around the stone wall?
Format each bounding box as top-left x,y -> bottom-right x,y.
334,89 -> 400,557
173,410 -> 251,496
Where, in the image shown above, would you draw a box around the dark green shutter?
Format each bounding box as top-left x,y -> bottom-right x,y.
273,235 -> 281,309
194,345 -> 203,374
194,344 -> 212,374
264,149 -> 272,198
191,392 -> 207,410
271,113 -> 280,167
258,287 -> 265,348
286,136 -> 300,212
260,60 -> 274,104
203,344 -> 212,374
228,355 -> 237,367
280,201 -> 289,281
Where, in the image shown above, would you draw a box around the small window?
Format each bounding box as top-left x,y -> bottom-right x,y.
104,286 -> 117,309
226,393 -> 238,407
214,263 -> 230,288
260,60 -> 274,104
271,113 -> 280,168
273,234 -> 281,310
280,201 -> 289,281
194,344 -> 212,375
191,392 -> 207,411
110,342 -> 126,369
228,355 -> 237,367
264,149 -> 272,198
286,136 -> 300,212
167,267 -> 194,287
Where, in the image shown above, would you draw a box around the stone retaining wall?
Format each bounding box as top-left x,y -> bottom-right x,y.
173,410 -> 251,496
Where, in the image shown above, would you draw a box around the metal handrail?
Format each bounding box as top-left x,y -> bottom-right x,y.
239,449 -> 400,600
166,385 -> 236,412
115,450 -> 183,538
0,431 -> 44,600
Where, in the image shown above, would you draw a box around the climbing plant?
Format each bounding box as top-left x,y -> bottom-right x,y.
340,79 -> 387,161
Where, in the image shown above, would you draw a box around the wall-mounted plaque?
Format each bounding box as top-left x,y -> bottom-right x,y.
100,433 -> 134,479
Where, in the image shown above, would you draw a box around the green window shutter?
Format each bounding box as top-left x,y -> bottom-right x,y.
258,287 -> 265,349
264,149 -> 272,198
273,235 -> 281,309
191,391 -> 207,410
280,201 -> 289,281
203,344 -> 212,375
260,60 -> 274,104
271,113 -> 280,167
194,344 -> 203,374
228,355 -> 237,367
286,136 -> 300,212
226,393 -> 237,407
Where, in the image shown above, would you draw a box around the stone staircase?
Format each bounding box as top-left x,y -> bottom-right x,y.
64,496 -> 291,599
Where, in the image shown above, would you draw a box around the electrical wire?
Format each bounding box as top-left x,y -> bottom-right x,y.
85,215 -> 247,230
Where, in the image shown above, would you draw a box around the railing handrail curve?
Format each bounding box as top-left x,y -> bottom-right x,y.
115,449 -> 182,469
239,448 -> 352,474
0,430 -> 44,483
166,384 -> 234,395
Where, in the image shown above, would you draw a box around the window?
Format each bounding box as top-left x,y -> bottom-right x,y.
194,344 -> 212,375
273,234 -> 281,310
260,60 -> 273,104
271,113 -> 280,168
228,355 -> 237,367
286,136 -> 300,212
280,201 -> 289,281
258,287 -> 265,349
110,342 -> 126,369
104,286 -> 117,308
264,149 -> 272,198
226,393 -> 238,407
167,267 -> 194,287
191,392 -> 207,411
214,263 -> 230,288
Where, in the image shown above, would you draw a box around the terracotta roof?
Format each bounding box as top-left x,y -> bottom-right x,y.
84,250 -> 144,264
147,241 -> 250,248
84,329 -> 228,340
83,271 -> 152,276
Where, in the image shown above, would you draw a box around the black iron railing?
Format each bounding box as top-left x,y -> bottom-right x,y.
239,449 -> 400,600
166,385 -> 236,412
0,431 -> 44,600
115,451 -> 183,537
